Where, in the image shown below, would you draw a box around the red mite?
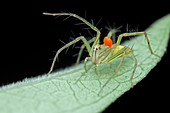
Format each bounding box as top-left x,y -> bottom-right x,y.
103,36 -> 113,48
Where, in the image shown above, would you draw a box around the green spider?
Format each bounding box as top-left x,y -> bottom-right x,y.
43,12 -> 160,94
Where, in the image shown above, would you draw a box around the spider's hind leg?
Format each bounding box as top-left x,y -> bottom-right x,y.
116,32 -> 160,58
129,51 -> 137,87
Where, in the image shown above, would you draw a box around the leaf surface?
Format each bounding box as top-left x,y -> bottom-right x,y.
0,14 -> 169,113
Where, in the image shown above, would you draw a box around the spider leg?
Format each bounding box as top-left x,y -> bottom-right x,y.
76,37 -> 96,65
75,57 -> 92,84
84,57 -> 91,72
46,36 -> 91,76
43,13 -> 101,55
130,51 -> 137,87
116,32 -> 160,58
106,27 -> 122,43
98,52 -> 126,95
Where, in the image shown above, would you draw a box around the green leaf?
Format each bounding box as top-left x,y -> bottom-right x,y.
0,14 -> 170,113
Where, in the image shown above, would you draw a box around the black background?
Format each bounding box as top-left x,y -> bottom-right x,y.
1,2 -> 169,113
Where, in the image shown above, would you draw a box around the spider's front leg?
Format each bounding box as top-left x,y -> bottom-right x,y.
47,36 -> 91,76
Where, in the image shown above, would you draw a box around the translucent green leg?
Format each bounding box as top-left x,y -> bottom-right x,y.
75,37 -> 96,64
75,57 -> 92,84
98,49 -> 137,94
46,36 -> 91,76
43,12 -> 101,55
84,57 -> 91,72
98,53 -> 126,95
107,28 -> 120,43
130,51 -> 137,87
95,65 -> 98,75
116,32 -> 160,58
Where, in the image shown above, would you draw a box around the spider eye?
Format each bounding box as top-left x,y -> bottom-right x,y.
103,36 -> 112,48
94,45 -> 101,51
